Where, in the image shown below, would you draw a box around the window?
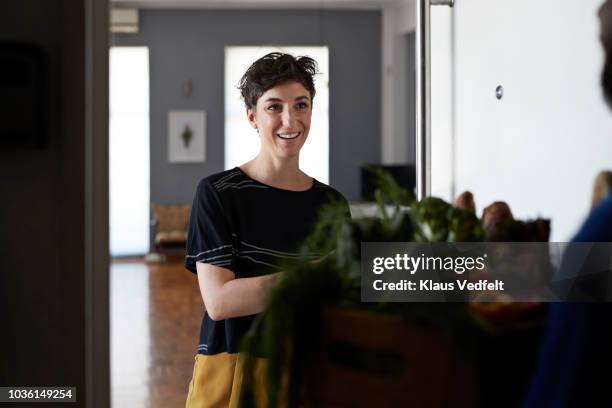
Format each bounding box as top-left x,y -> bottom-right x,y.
109,47 -> 150,256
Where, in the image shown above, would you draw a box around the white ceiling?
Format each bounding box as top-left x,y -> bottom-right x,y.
111,0 -> 401,10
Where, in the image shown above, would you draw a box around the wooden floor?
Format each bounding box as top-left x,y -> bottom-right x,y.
111,257 -> 202,408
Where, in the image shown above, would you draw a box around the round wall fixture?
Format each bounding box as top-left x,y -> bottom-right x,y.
496,85 -> 504,100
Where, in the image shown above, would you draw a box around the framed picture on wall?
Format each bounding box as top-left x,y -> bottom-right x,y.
168,110 -> 206,163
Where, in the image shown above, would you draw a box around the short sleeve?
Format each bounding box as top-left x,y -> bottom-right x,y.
329,188 -> 352,220
185,179 -> 235,274
338,194 -> 352,220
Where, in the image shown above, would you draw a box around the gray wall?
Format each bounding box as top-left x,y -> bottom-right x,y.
0,1 -> 89,399
113,9 -> 381,209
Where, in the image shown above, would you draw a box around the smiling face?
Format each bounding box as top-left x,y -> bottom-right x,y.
247,81 -> 312,160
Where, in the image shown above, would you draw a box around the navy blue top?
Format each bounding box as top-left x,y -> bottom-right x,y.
185,167 -> 350,355
524,194 -> 612,407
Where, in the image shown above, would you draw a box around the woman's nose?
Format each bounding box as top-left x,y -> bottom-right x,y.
281,109 -> 296,127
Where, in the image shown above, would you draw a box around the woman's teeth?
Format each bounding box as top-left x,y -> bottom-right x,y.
277,132 -> 300,140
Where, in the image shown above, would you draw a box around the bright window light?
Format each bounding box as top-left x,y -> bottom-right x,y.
109,47 -> 150,256
225,46 -> 329,183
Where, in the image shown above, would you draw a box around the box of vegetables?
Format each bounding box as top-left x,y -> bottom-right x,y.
239,169 -> 549,408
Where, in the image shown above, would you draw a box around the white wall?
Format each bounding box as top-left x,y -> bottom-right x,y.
431,5 -> 453,200
432,0 -> 612,241
382,0 -> 415,164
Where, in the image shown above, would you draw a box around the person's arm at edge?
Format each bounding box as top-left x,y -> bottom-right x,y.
196,262 -> 282,321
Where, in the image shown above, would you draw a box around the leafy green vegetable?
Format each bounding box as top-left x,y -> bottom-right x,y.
239,170 -> 489,407
447,207 -> 485,242
411,197 -> 452,242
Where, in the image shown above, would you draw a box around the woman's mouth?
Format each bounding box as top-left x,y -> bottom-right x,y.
277,132 -> 301,140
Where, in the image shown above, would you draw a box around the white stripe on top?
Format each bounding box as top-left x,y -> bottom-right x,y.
237,255 -> 279,269
212,170 -> 241,188
217,184 -> 270,192
239,250 -> 319,259
186,244 -> 233,258
240,240 -> 321,257
215,179 -> 260,190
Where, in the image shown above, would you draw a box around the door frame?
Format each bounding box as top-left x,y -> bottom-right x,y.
84,0 -> 110,405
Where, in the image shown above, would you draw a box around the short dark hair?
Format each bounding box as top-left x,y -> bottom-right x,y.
238,52 -> 318,109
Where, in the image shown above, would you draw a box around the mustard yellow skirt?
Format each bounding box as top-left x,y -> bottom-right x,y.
185,352 -> 268,408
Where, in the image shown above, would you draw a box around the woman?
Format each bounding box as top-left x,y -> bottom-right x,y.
184,52 -> 350,407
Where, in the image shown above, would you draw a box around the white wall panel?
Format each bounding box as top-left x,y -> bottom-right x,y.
432,0 -> 612,241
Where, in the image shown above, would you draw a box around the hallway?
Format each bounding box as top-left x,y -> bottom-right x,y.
111,258 -> 202,408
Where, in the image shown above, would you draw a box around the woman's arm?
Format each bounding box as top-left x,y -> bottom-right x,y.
196,262 -> 281,321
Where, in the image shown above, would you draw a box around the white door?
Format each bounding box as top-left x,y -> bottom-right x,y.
431,0 -> 612,241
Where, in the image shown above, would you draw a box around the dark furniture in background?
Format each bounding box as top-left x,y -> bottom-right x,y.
360,164 -> 416,201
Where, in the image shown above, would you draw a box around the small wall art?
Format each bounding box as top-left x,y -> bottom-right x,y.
168,110 -> 206,163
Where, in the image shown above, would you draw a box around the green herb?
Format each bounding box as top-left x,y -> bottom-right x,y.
239,170 -> 488,407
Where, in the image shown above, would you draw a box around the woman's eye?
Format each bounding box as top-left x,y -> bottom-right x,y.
296,102 -> 309,109
266,105 -> 280,112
